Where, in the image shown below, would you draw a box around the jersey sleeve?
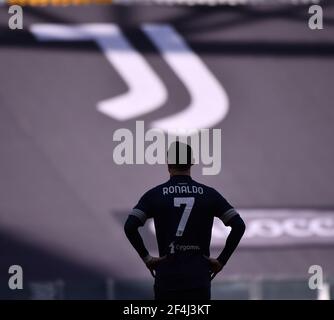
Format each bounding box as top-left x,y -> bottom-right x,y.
131,190 -> 154,225
212,188 -> 239,226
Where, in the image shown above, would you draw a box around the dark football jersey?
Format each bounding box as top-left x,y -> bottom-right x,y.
132,175 -> 237,290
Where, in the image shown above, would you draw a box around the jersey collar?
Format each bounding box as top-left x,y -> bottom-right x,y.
169,175 -> 192,182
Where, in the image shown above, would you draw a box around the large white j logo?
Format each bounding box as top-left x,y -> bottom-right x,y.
30,23 -> 229,134
143,24 -> 229,134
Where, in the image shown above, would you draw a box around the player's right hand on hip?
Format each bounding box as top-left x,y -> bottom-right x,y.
145,256 -> 167,278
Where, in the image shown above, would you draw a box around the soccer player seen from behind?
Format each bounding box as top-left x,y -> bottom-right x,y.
124,141 -> 246,300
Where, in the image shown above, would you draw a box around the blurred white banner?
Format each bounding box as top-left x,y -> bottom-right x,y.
142,209 -> 334,248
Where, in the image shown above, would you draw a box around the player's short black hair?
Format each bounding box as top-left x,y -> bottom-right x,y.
167,141 -> 194,171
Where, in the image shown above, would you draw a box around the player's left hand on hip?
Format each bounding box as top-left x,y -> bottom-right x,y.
145,256 -> 167,278
206,257 -> 223,280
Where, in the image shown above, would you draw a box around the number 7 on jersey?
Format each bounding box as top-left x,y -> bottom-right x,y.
174,197 -> 195,237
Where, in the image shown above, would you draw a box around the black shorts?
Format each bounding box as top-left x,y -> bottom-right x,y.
154,286 -> 211,301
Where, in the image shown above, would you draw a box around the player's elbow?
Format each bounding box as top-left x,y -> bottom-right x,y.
124,218 -> 134,236
238,218 -> 246,235
124,215 -> 140,236
230,215 -> 246,236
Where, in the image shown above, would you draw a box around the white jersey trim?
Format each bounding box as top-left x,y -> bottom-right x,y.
130,208 -> 148,224
219,208 -> 239,225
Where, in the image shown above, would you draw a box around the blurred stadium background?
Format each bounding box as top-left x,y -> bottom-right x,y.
1,0 -> 334,299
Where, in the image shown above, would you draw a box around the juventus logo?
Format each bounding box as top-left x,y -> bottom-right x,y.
30,23 -> 229,134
